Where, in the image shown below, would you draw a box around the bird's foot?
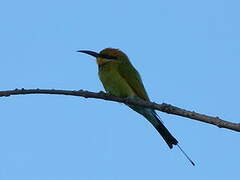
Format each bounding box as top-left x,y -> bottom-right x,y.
98,90 -> 106,94
98,90 -> 112,96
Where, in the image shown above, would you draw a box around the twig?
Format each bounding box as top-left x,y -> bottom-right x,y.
0,88 -> 239,132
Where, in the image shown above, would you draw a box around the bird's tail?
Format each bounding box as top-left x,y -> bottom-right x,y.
129,106 -> 178,148
151,113 -> 195,166
147,111 -> 178,149
130,106 -> 195,166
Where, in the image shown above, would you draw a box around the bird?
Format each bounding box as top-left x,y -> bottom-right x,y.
77,48 -> 195,166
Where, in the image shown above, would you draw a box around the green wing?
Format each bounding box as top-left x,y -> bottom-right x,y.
118,62 -> 150,101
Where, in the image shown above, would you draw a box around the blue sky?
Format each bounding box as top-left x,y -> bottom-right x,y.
0,0 -> 239,179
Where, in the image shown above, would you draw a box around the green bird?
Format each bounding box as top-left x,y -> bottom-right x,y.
77,48 -> 194,166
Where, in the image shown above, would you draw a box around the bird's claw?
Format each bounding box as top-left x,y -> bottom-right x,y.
99,90 -> 112,96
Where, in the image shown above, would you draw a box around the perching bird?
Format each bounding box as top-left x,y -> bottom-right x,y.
77,48 -> 194,166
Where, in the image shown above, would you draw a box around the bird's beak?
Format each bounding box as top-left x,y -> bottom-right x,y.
77,50 -> 100,58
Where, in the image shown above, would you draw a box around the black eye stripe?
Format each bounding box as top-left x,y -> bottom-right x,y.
99,54 -> 116,59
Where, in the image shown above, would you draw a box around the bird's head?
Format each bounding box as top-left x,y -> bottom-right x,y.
77,48 -> 129,66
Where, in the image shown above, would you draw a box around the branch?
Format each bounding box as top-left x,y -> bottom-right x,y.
1,88 -> 239,132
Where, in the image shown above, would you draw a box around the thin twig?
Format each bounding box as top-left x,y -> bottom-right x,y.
0,88 -> 239,132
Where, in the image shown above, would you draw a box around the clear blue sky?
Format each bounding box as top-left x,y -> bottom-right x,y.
0,0 -> 239,179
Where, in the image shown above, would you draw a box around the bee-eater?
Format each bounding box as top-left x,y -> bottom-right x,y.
77,48 -> 194,166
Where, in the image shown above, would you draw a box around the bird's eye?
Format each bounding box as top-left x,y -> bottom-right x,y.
99,54 -> 116,60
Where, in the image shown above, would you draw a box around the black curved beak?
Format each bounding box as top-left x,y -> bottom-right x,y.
77,50 -> 117,60
77,50 -> 99,58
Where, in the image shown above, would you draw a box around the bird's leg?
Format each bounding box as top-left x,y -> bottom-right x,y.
98,90 -> 112,96
98,90 -> 106,94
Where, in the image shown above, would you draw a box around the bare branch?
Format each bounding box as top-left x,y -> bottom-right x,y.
1,88 -> 239,132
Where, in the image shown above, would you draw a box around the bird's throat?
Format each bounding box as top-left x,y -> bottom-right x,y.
97,58 -> 111,66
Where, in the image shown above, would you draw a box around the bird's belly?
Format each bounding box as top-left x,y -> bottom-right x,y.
99,69 -> 135,98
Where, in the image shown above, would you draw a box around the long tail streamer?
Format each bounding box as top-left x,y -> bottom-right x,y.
176,144 -> 195,166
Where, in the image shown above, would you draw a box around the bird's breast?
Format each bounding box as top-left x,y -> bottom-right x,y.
98,63 -> 135,98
